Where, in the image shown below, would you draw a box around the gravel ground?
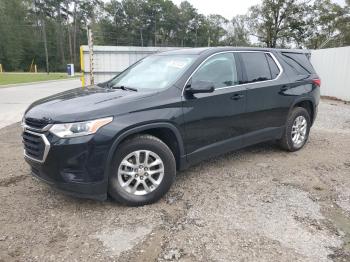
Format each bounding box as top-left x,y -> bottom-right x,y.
0,99 -> 350,262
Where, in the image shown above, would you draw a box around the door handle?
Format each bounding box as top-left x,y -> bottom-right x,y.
231,94 -> 245,100
280,85 -> 289,92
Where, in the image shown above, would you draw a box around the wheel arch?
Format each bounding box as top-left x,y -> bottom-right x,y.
289,98 -> 316,124
103,122 -> 186,182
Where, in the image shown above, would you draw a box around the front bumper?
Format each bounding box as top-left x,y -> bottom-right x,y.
23,128 -> 113,201
29,161 -> 107,200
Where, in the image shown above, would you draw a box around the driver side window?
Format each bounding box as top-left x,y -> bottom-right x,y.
191,53 -> 238,89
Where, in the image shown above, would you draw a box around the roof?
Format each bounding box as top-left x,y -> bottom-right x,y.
157,47 -> 210,55
157,46 -> 311,56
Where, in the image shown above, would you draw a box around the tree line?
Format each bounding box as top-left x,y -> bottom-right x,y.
0,0 -> 349,72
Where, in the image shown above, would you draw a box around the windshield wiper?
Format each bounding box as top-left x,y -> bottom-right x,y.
111,85 -> 138,92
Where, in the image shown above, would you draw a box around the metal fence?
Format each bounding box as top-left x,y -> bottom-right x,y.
80,46 -> 179,86
80,45 -> 350,101
311,46 -> 350,101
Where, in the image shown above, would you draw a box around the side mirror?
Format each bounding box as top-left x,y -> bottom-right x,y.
185,80 -> 215,94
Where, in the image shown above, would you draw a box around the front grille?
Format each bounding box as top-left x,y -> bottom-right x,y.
23,130 -> 47,161
25,117 -> 49,130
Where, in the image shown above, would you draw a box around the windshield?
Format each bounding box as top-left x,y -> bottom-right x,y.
109,54 -> 197,90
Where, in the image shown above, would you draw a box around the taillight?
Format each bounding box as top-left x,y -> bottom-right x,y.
312,78 -> 321,87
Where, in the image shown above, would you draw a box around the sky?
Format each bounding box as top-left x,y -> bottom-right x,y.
172,0 -> 261,19
171,0 -> 347,20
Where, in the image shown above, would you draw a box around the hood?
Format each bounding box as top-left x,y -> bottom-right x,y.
25,85 -> 158,122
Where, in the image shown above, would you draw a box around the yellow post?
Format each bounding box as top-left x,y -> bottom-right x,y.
34,64 -> 37,73
80,46 -> 85,88
0,64 -> 2,73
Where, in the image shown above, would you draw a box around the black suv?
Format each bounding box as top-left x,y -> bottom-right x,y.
22,47 -> 320,206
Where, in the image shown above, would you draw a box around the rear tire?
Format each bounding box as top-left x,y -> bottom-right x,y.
279,107 -> 311,152
108,134 -> 176,206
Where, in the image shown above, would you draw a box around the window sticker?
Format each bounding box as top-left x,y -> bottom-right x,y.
166,59 -> 190,69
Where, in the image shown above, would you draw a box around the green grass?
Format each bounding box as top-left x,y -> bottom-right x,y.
0,73 -> 78,86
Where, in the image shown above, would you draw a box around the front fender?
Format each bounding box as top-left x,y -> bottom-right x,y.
103,122 -> 186,183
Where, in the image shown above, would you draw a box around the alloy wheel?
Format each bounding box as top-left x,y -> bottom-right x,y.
117,150 -> 164,196
291,115 -> 307,147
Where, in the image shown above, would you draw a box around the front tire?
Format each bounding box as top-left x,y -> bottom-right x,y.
108,135 -> 176,206
279,107 -> 311,152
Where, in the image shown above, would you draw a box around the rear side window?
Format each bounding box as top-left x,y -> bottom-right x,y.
281,52 -> 315,76
240,52 -> 272,83
266,53 -> 280,78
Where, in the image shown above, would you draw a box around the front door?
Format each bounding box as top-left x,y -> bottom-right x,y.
182,52 -> 247,163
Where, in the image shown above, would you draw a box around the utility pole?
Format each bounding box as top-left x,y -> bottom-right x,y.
87,26 -> 94,85
34,0 -> 49,74
153,3 -> 160,47
154,19 -> 157,47
208,28 -> 211,47
140,28 -> 144,47
42,20 -> 49,74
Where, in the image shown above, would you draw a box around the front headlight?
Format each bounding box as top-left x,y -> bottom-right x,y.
21,117 -> 25,129
49,117 -> 113,138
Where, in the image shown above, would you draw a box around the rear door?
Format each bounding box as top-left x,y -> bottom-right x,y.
182,52 -> 247,163
238,51 -> 293,145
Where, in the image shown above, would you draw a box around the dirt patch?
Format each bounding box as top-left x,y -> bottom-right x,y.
321,95 -> 350,104
0,99 -> 350,261
0,175 -> 27,187
94,226 -> 153,257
